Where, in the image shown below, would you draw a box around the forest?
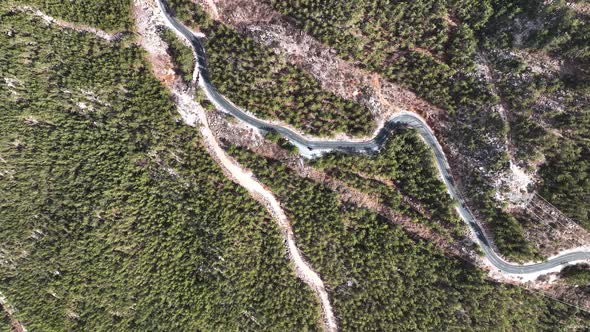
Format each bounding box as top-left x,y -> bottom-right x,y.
482,0 -> 590,230
0,305 -> 10,332
487,45 -> 589,230
560,264 -> 590,285
165,0 -> 375,137
228,145 -> 590,331
18,0 -> 132,31
311,127 -> 463,238
160,0 -> 541,259
265,0 -> 590,243
0,9 -> 321,330
159,27 -> 195,84
2,0 -> 590,329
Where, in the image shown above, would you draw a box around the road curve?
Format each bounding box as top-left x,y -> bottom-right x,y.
157,0 -> 590,275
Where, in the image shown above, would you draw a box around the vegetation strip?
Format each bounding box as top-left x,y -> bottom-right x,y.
157,0 -> 590,276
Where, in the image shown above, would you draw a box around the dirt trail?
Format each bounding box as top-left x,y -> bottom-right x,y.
13,6 -> 122,41
174,90 -> 338,332
210,113 -> 590,311
210,111 -> 472,258
0,293 -> 26,332
134,1 -> 337,330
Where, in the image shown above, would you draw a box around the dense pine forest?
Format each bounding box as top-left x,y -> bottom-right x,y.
166,0 -> 376,137
159,28 -> 196,83
311,128 -> 462,237
18,0 -> 132,31
263,0 -> 590,252
228,145 -> 589,331
309,130 -> 539,261
0,309 -> 10,332
1,0 -> 590,330
0,8 -> 320,330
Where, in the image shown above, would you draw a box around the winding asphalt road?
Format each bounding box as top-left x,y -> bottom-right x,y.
157,0 -> 590,275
